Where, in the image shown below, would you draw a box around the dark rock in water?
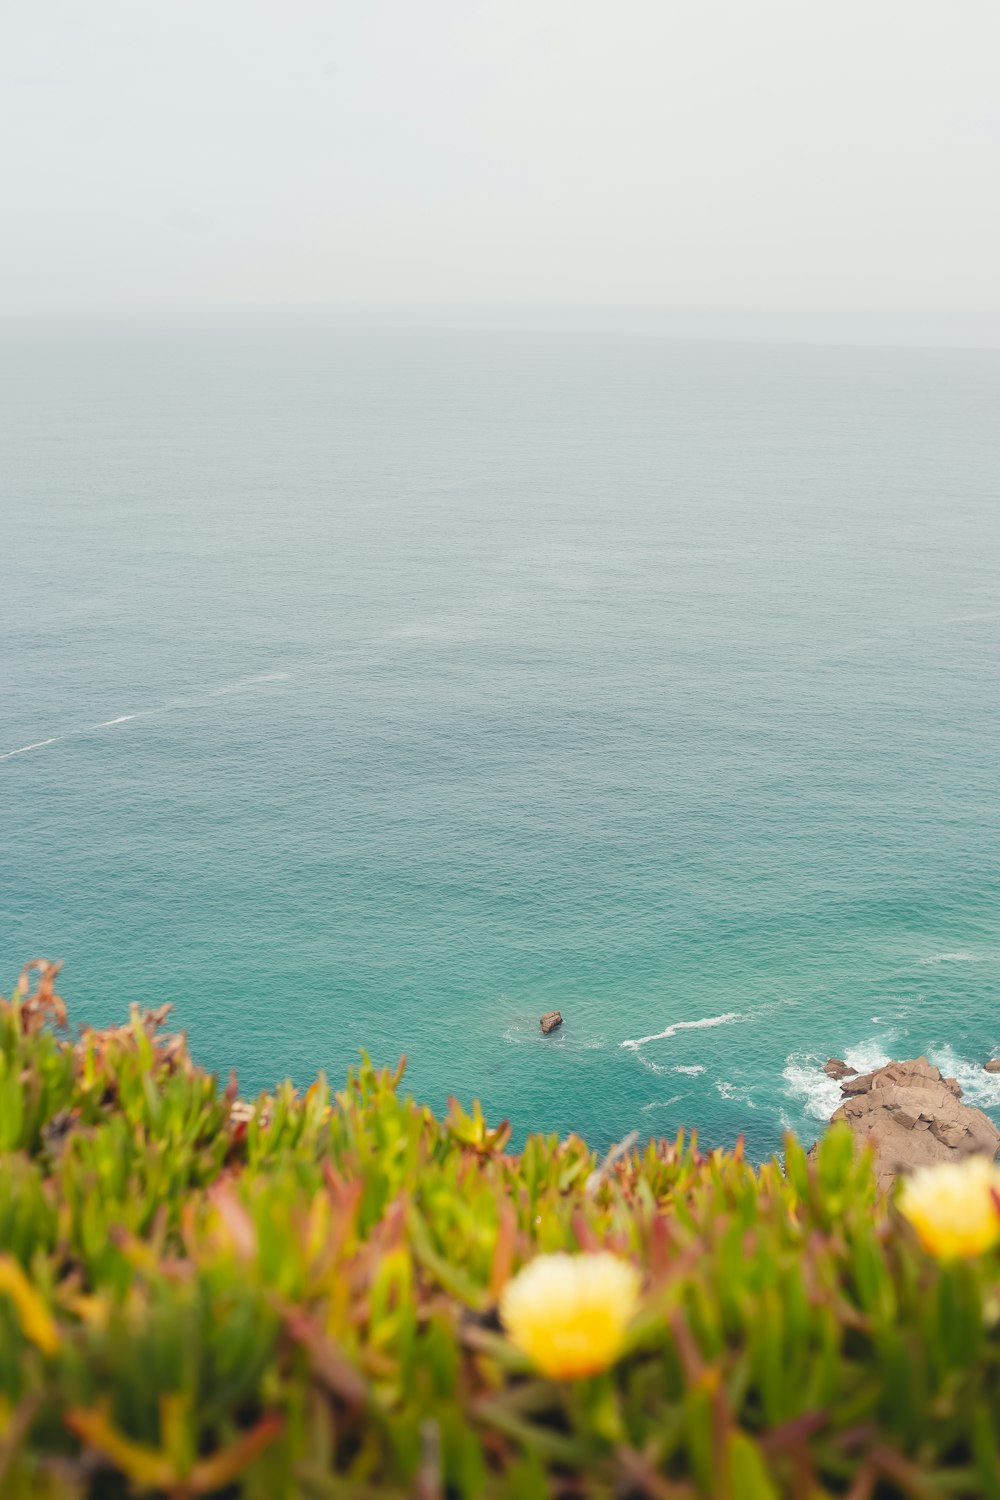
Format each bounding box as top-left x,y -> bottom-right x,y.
539,1010 -> 563,1035
823,1058 -> 857,1080
823,1056 -> 1000,1193
985,1059 -> 1000,1074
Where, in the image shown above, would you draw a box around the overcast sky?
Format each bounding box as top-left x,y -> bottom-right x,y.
3,1 -> 998,315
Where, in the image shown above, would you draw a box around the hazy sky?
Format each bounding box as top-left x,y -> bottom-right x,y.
3,1 -> 998,314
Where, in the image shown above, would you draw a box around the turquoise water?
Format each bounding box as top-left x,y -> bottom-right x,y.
3,320 -> 999,1159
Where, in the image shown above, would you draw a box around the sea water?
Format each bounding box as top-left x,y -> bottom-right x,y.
2,317 -> 999,1159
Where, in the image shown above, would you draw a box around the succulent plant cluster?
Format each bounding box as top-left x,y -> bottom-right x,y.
3,960 -> 1000,1499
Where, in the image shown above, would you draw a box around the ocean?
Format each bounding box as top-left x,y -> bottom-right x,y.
3,316 -> 999,1160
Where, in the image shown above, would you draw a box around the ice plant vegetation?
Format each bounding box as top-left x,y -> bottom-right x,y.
5,961 -> 1000,1497
500,1251 -> 641,1378
897,1155 -> 1000,1259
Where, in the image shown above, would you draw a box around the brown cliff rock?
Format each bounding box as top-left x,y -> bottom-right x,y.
985,1059 -> 1000,1074
539,1010 -> 563,1035
827,1056 -> 1000,1194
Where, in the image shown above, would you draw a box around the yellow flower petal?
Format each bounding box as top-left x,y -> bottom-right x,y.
898,1156 -> 1000,1259
500,1252 -> 640,1379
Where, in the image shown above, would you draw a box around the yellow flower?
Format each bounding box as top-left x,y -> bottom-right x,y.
500,1252 -> 641,1379
898,1156 -> 1000,1259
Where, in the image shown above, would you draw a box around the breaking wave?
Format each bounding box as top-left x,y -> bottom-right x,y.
927,1045 -> 1000,1113
782,1037 -> 893,1122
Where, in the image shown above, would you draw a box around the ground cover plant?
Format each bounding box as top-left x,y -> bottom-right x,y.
2,962 -> 1000,1499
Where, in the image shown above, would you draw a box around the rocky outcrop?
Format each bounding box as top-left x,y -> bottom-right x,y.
539,1010 -> 563,1035
985,1059 -> 1000,1074
823,1058 -> 857,1080
828,1057 -> 1000,1193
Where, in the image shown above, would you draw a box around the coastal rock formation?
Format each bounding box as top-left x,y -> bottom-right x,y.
828,1057 -> 1000,1193
823,1058 -> 857,1080
985,1059 -> 1000,1074
539,1010 -> 563,1035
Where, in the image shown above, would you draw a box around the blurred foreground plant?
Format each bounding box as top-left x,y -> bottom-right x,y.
2,960 -> 1000,1499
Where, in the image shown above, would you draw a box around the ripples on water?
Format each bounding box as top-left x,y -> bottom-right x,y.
2,321 -> 999,1156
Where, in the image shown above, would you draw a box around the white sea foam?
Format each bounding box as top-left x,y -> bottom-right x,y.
1,669 -> 293,762
871,1000 -> 914,1024
782,1037 -> 893,1122
714,1079 -> 758,1108
784,1033 -> 1000,1128
641,1096 -> 682,1112
621,1011 -> 741,1051
672,1064 -> 706,1076
3,714 -> 140,760
0,736 -> 61,760
928,1045 -> 1000,1112
2,670 -> 290,765
919,951 -> 983,965
630,1054 -> 671,1075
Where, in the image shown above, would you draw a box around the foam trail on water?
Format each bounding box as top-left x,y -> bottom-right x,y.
919,951 -> 983,965
0,737 -> 61,760
621,1011 -> 741,1051
2,670 -> 291,765
631,1055 -> 671,1075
